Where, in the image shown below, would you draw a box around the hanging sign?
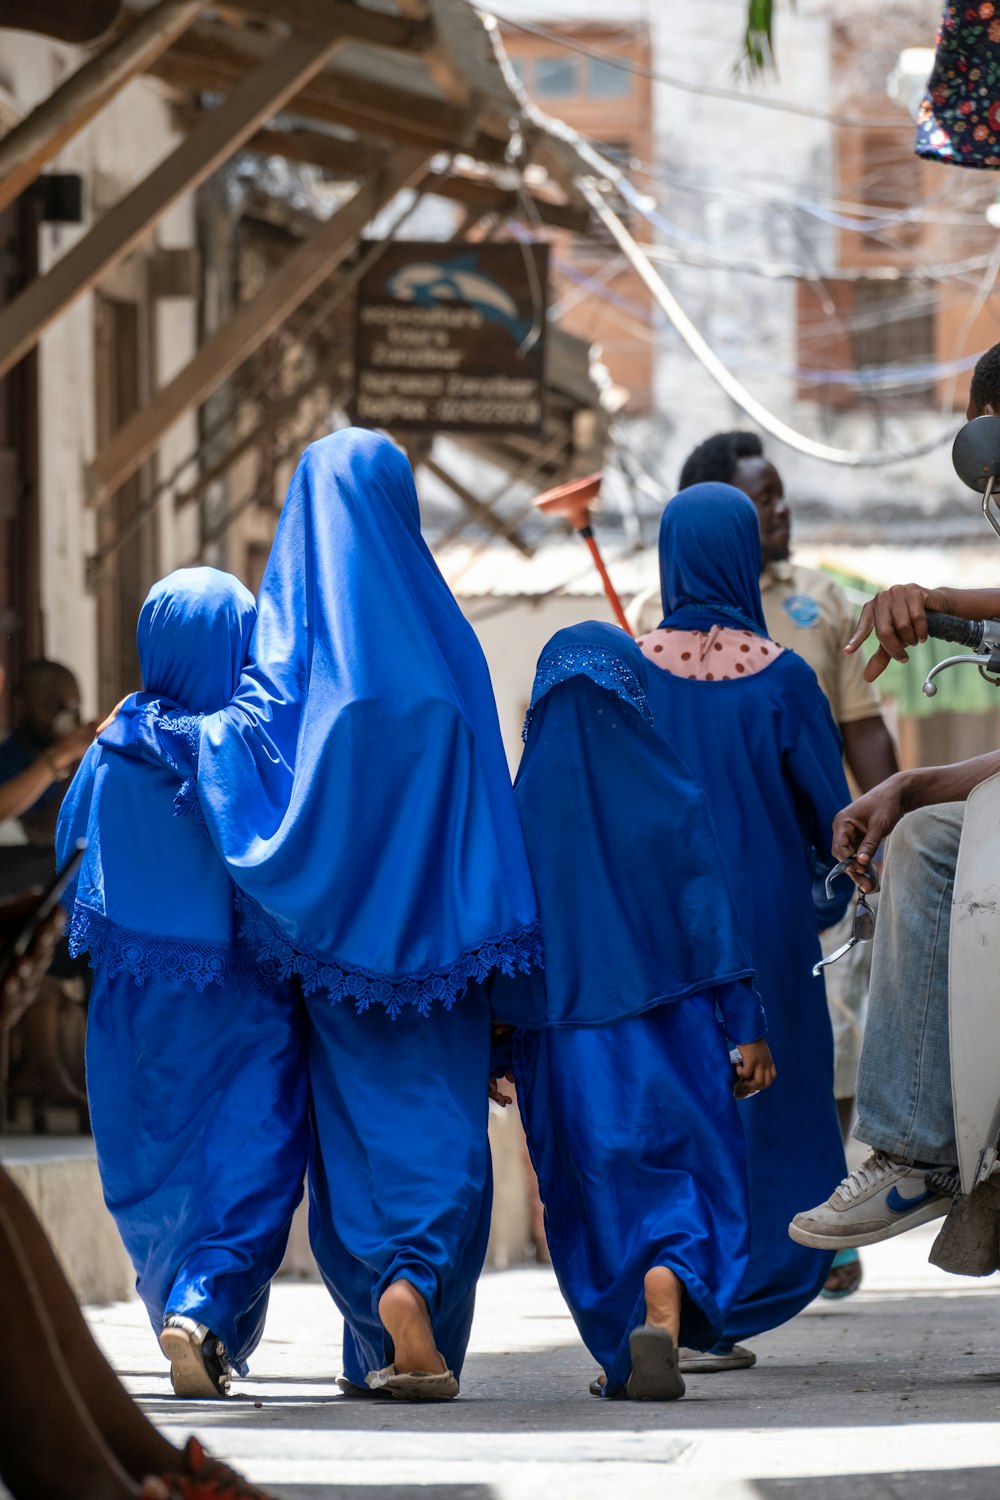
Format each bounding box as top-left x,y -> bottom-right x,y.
352,240 -> 548,434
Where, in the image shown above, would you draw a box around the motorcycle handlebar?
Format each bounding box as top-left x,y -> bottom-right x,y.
924,610 -> 987,651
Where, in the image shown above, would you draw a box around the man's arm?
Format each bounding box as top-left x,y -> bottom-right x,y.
0,724 -> 95,825
833,749 -> 1000,884
846,584 -> 1000,682
840,715 -> 899,793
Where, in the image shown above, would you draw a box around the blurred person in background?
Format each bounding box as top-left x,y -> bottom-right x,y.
0,660 -> 96,1121
631,432 -> 899,1299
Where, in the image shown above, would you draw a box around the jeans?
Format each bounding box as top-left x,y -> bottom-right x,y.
854,803 -> 964,1166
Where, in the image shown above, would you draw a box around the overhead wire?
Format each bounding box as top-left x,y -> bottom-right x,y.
484,9 -> 914,129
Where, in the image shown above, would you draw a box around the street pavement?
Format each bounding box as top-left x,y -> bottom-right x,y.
85,1222 -> 1000,1500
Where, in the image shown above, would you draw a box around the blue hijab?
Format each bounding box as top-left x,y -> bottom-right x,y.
56,569 -> 256,988
659,483 -> 768,636
155,429 -> 539,1014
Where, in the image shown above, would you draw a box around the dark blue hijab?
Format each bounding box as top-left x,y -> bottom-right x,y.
180,429 -> 539,1014
56,569 -> 256,986
659,483 -> 768,636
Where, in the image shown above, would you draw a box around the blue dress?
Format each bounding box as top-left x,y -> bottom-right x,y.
127,432 -> 541,1387
492,622 -> 764,1394
649,483 -> 851,1342
56,570 -> 308,1374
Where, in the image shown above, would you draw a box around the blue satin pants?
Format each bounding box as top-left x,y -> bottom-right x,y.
85,968 -> 309,1374
514,994 -> 751,1396
305,991 -> 492,1387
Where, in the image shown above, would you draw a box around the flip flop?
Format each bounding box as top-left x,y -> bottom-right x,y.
365,1364 -> 459,1402
678,1344 -> 756,1373
625,1326 -> 685,1401
820,1246 -> 863,1299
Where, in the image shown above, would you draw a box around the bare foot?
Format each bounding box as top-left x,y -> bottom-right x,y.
643,1266 -> 681,1342
377,1281 -> 445,1375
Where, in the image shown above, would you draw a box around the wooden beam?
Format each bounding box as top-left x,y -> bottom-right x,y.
224,1 -> 431,51
0,29 -> 351,382
0,0 -> 208,217
151,34 -> 506,158
88,148 -> 429,506
423,456 -> 534,558
427,173 -> 589,232
170,108 -> 382,178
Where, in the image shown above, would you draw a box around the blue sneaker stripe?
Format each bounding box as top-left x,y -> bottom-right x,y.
886,1185 -> 934,1215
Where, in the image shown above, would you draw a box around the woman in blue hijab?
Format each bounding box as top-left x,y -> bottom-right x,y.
492,620 -> 774,1399
56,568 -> 308,1400
635,482 -> 851,1367
126,430 -> 541,1400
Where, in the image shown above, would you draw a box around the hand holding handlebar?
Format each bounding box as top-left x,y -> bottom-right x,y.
845,584 -> 953,682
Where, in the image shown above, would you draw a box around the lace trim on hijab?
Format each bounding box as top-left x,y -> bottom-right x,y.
154,713 -> 207,828
67,903 -> 242,992
523,642 -> 652,741
236,890 -> 543,1017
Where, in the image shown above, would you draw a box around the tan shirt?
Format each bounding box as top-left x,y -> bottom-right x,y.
628,559 -> 881,726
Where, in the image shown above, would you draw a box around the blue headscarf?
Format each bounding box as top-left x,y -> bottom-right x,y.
56,569 -> 256,988
659,483 -> 768,636
159,429 -> 540,1014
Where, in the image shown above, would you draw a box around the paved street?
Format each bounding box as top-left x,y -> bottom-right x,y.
87,1223 -> 1000,1500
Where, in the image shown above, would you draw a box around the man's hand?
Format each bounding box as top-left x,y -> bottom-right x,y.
832,773 -> 912,888
733,1039 -> 776,1098
845,584 -> 951,682
50,720 -> 98,771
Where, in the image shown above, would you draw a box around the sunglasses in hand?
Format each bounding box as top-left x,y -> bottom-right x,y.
812,857 -> 879,977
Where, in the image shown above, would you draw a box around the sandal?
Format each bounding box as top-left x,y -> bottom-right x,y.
160,1317 -> 232,1399
820,1246 -> 863,1299
365,1364 -> 459,1402
625,1326 -> 685,1401
678,1343 -> 756,1373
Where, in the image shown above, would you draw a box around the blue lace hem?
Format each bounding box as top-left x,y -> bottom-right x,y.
67,903 -> 242,993
236,890 -> 543,1017
523,642 -> 652,740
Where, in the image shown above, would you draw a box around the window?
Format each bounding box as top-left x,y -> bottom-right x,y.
534,56 -> 580,98
509,56 -> 529,87
587,57 -> 632,99
795,278 -> 936,410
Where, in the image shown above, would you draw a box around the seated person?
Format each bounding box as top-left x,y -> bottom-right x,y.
0,660 -> 96,1114
790,576 -> 1000,1249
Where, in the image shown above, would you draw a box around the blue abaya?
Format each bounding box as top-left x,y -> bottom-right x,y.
648,484 -> 851,1341
56,570 -> 308,1373
123,431 -> 541,1388
493,624 -> 763,1394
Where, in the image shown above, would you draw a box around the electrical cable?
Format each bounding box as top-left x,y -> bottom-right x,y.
576,172 -> 961,467
486,8 -> 915,129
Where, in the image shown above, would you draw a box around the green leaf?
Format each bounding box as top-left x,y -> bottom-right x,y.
738,0 -> 796,78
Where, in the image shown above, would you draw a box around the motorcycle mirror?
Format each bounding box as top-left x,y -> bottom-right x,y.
952,415 -> 1000,493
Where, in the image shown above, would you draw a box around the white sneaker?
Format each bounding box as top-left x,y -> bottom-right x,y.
788,1150 -> 950,1249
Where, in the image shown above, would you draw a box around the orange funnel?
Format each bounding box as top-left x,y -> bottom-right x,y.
532,472 -> 632,635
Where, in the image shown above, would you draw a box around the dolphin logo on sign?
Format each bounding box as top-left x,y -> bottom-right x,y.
386,254 -> 532,344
